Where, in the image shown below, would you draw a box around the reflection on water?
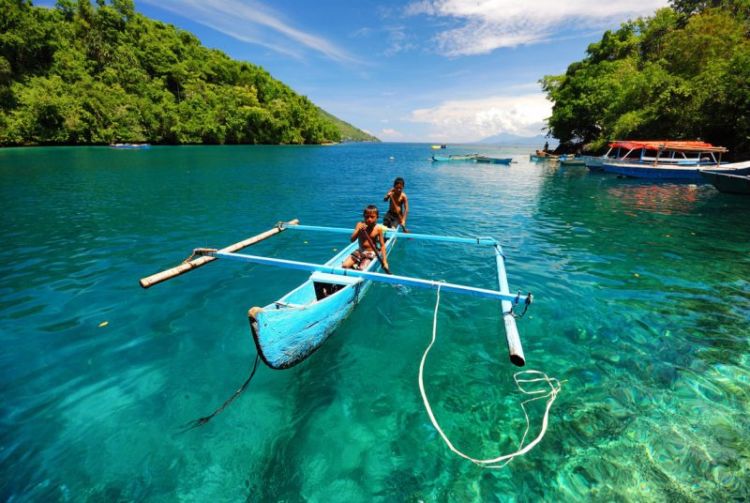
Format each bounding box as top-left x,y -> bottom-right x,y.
0,144 -> 749,501
606,183 -> 700,215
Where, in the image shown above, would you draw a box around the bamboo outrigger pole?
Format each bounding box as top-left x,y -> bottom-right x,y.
139,219 -> 299,289
211,250 -> 528,305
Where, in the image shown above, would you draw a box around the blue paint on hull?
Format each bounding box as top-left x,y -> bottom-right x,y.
249,233 -> 397,369
602,163 -> 706,181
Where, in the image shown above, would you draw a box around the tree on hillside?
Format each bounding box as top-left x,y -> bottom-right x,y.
0,0 -> 349,145
541,4 -> 750,156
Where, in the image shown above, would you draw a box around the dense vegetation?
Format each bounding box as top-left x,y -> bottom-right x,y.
0,0 -> 374,145
317,108 -> 378,142
542,0 -> 750,157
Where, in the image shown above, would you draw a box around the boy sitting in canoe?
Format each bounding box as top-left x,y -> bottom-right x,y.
382,177 -> 408,229
342,205 -> 389,272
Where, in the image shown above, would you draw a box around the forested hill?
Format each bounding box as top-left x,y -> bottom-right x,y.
542,0 -> 750,157
0,0 -> 377,146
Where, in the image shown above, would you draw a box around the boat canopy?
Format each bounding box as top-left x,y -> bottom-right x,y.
609,140 -> 728,153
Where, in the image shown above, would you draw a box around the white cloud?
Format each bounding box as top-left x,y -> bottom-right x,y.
406,0 -> 669,55
409,92 -> 552,141
380,128 -> 405,139
140,0 -> 360,64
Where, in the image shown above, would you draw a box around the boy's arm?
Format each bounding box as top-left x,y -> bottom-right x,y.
401,195 -> 409,224
350,221 -> 364,242
383,189 -> 393,202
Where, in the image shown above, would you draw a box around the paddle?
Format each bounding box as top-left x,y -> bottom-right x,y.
358,225 -> 391,275
384,192 -> 410,233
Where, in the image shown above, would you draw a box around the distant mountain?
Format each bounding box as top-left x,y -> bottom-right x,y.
477,133 -> 557,147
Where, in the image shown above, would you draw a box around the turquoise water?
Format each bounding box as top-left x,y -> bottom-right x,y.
1,144 -> 749,501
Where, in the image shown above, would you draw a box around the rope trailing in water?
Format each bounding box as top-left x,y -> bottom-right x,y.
181,353 -> 261,432
419,283 -> 561,468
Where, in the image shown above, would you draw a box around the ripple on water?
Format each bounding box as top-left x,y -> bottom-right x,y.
1,145 -> 749,500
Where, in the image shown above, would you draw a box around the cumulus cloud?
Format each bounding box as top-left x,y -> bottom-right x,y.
140,0 -> 359,63
409,93 -> 552,141
405,0 -> 669,55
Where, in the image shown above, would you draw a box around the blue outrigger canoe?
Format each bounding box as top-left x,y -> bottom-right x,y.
140,220 -> 530,369
432,154 -> 478,162
247,227 -> 398,369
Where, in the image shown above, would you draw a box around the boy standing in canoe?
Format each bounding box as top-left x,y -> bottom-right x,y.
342,205 -> 389,272
383,177 -> 408,229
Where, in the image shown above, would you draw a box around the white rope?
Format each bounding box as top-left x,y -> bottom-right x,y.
418,283 -> 562,468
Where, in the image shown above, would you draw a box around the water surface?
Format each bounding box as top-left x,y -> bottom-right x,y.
1,144 -> 749,501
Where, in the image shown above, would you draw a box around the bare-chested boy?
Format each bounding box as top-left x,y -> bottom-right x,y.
382,177 -> 408,229
342,205 -> 389,271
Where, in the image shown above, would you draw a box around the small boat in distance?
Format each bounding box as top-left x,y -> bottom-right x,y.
475,155 -> 512,165
531,150 -> 569,162
431,144 -> 447,150
432,154 -> 478,162
700,164 -> 750,194
110,143 -> 150,149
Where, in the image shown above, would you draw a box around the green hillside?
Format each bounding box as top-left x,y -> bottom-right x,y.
317,108 -> 379,142
0,0 -> 373,145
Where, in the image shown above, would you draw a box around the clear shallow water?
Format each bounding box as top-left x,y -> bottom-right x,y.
1,144 -> 749,501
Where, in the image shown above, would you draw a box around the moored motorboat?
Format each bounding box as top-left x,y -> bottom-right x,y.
475,155 -> 512,165
587,140 -> 720,173
599,140 -> 744,181
699,164 -> 750,194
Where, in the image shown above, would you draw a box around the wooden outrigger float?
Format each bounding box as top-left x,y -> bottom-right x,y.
140,220 -> 531,369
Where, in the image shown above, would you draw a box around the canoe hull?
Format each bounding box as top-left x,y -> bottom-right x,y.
249,234 -> 396,369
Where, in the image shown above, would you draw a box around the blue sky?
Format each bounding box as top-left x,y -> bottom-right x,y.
42,0 -> 669,142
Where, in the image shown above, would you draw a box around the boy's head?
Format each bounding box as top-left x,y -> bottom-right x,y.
363,205 -> 379,224
393,177 -> 405,190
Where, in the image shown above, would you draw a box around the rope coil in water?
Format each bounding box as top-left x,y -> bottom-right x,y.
419,283 -> 561,468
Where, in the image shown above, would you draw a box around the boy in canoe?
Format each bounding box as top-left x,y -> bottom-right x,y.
342,205 -> 389,272
382,177 -> 408,229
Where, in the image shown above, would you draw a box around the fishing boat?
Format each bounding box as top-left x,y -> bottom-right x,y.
597,140 -> 749,181
587,140 -> 720,172
140,220 -> 530,369
431,144 -> 447,150
699,164 -> 750,194
475,156 -> 512,165
432,154 -> 478,162
109,143 -> 150,149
